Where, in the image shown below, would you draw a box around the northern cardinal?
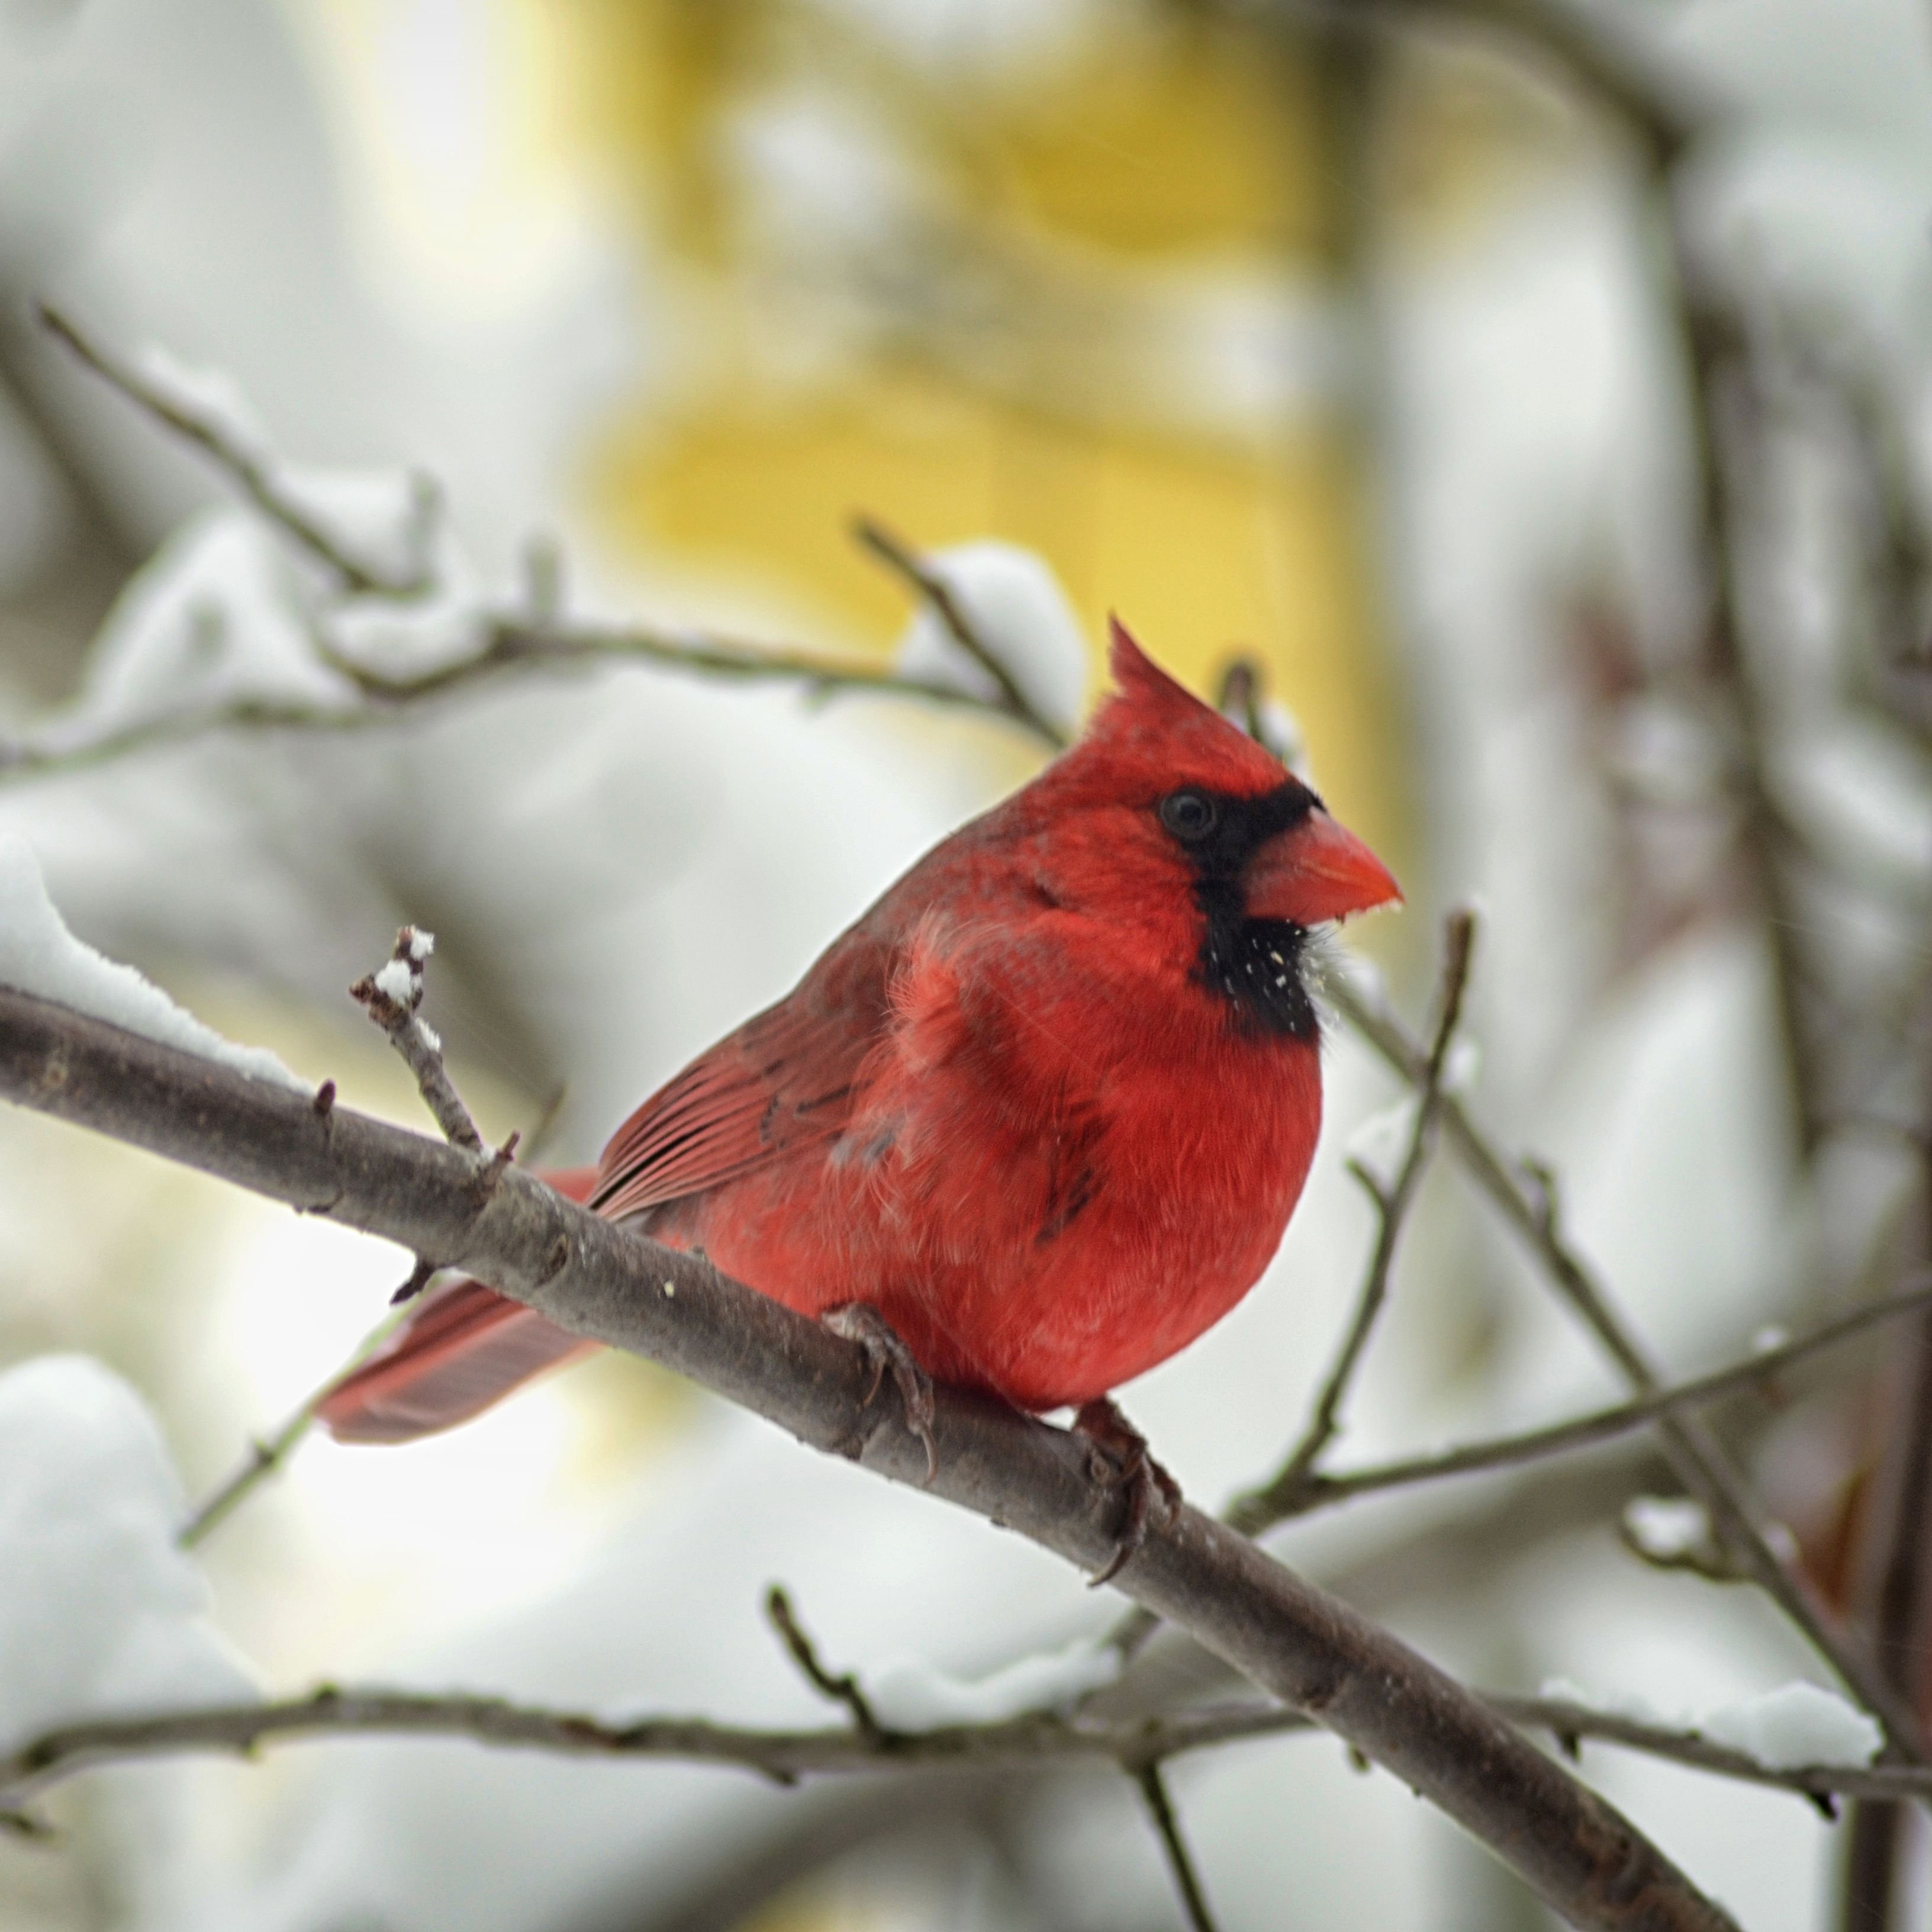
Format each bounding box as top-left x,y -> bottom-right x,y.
318,622 -> 1399,1537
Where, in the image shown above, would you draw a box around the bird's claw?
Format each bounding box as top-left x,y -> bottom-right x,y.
823,1303 -> 938,1485
1074,1396 -> 1180,1587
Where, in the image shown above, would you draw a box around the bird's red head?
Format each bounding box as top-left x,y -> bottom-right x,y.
1015,619 -> 1398,1030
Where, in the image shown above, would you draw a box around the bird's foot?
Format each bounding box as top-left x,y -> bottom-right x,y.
1074,1396 -> 1181,1586
823,1303 -> 938,1485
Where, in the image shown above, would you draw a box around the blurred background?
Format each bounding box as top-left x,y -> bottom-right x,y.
1,0 -> 1930,1927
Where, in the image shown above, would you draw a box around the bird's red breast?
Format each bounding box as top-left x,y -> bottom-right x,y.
317,620 -> 1399,1441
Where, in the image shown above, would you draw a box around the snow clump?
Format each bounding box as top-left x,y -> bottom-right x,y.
0,833 -> 302,1088
0,1355 -> 256,1751
894,540 -> 1089,739
862,1635 -> 1119,1731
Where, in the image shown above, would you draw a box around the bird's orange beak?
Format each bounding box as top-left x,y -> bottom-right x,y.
1248,807 -> 1402,927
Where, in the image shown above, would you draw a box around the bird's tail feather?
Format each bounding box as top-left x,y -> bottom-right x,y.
314,1166 -> 603,1444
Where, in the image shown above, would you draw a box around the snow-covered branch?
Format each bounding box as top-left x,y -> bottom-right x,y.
5,307 -> 1074,788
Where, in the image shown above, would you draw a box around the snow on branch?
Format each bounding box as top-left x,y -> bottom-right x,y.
0,1357 -> 254,1785
4,310 -> 1075,788
0,983 -> 1739,1932
0,834 -> 300,1090
38,307 -> 435,598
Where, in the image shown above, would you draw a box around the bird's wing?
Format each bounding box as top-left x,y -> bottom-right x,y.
314,1165 -> 604,1444
590,932 -> 893,1222
314,1277 -> 600,1443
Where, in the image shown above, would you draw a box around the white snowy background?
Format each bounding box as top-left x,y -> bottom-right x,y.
1,1 -> 1930,1929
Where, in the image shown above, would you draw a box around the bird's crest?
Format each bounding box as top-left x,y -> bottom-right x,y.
1079,616 -> 1287,797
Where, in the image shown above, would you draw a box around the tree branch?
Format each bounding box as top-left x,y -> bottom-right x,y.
0,611 -> 1065,789
765,1586 -> 887,1743
1331,975 -> 1927,1760
1234,910 -> 1476,1529
0,985 -> 1737,1931
852,514 -> 1068,749
347,925 -> 484,1152
1260,1282 -> 1932,1522
4,1679 -> 1915,1835
36,302 -> 427,598
7,311 -> 1068,785
1134,1760 -> 1221,1932
178,1295 -> 410,1549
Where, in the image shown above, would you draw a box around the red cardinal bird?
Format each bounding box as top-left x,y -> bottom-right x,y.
318,622 -> 1398,1527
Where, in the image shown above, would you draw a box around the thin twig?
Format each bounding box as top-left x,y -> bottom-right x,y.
765,1587 -> 888,1743
0,610 -> 1064,790
851,514 -> 1068,748
1,1680 -> 1918,1833
1332,973 -> 1928,1760
181,1083 -> 564,1547
36,303 -> 426,597
349,926 -> 482,1152
1253,1280 -> 1932,1525
1232,911 -> 1476,1531
1134,1761 -> 1221,1932
179,1296 -> 416,1548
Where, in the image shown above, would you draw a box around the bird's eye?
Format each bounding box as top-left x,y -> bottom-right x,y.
1160,790 -> 1219,841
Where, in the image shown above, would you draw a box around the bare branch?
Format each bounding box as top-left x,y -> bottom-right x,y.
3,1679 -> 1917,1835
1332,974 -> 1927,1760
37,303 -> 427,597
765,1586 -> 887,1743
1267,1283 -> 1932,1521
1235,911 -> 1477,1530
852,514 -> 1068,749
1134,1761 -> 1221,1932
0,986 -> 1739,1931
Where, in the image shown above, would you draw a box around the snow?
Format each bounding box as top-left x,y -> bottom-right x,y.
276,463 -> 437,590
38,507 -> 359,749
1540,1675 -> 1673,1731
1441,1037 -> 1482,1097
1541,1674 -> 1882,1772
861,1635 -> 1119,1730
0,833 -> 302,1089
372,957 -> 417,1006
405,928 -> 436,962
323,526 -> 490,680
131,341 -> 436,590
1696,1682 -> 1884,1772
0,1355 -> 255,1752
1623,1496 -> 1712,1561
893,541 -> 1090,739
